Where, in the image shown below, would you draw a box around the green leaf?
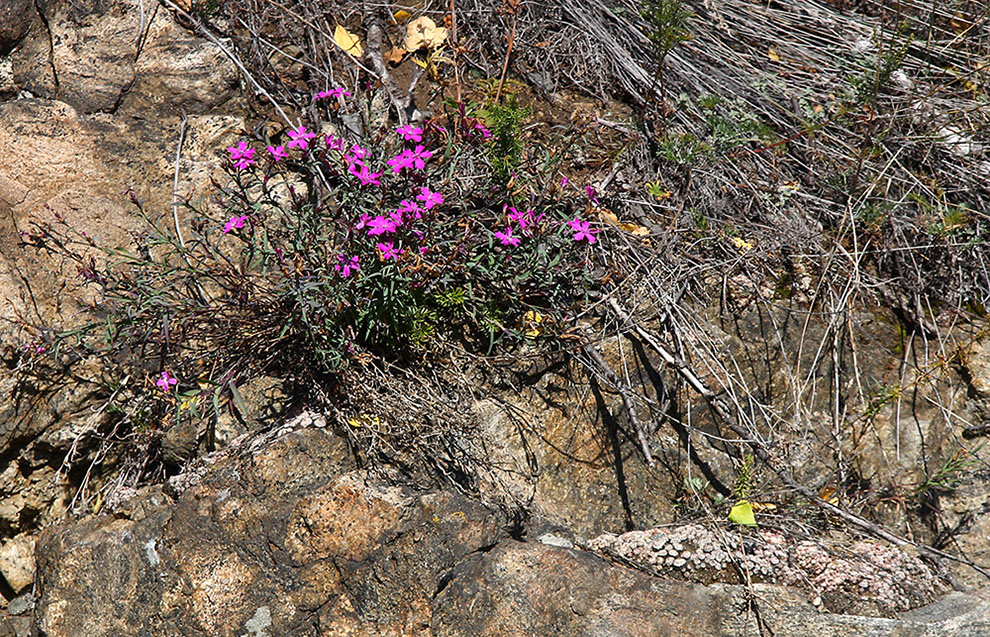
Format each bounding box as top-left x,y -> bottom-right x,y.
729,500 -> 757,527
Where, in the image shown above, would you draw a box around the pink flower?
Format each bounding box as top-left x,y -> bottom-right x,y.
416,186 -> 443,209
473,122 -> 491,138
234,156 -> 256,170
349,144 -> 369,160
397,199 -> 424,219
227,141 -> 253,161
376,241 -> 403,260
568,217 -> 598,244
560,176 -> 570,188
348,162 -> 381,187
223,215 -> 247,234
408,145 -> 433,170
326,135 -> 346,151
266,145 -> 288,161
334,254 -> 360,278
585,185 -> 600,205
494,227 -> 520,247
156,371 -> 178,392
287,126 -> 317,150
387,152 -> 414,174
366,215 -> 397,236
355,213 -> 372,230
329,86 -> 352,98
398,124 -> 424,142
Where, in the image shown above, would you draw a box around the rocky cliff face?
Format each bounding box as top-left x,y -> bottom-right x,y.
28,422 -> 990,636
2,1 -> 989,635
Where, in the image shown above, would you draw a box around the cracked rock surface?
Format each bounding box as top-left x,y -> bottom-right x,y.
33,425 -> 990,636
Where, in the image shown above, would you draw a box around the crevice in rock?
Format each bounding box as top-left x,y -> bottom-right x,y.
32,0 -> 58,93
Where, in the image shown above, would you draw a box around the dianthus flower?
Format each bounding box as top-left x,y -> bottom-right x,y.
334,254 -> 360,278
266,145 -> 288,161
287,126 -> 317,150
397,124 -> 424,142
366,215 -> 397,236
416,186 -> 443,209
568,217 -> 598,244
494,227 -> 521,247
376,241 -> 403,261
156,371 -> 178,392
223,215 -> 247,234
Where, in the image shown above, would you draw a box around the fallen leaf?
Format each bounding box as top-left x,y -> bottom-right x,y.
404,16 -> 448,51
334,24 -> 363,58
750,501 -> 777,512
393,9 -> 411,23
619,222 -> 650,236
768,47 -> 781,62
387,47 -> 407,64
730,236 -> 754,253
729,500 -> 757,526
522,310 -> 543,338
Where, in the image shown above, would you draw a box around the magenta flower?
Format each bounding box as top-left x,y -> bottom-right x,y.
349,144 -> 369,161
568,217 -> 598,244
494,227 -> 521,247
266,145 -> 288,161
329,86 -> 351,98
416,186 -> 443,209
507,206 -> 541,229
355,213 -> 372,230
397,199 -> 424,220
473,122 -> 491,138
376,241 -> 403,260
366,215 -> 397,236
326,135 -> 346,152
408,145 -> 433,170
398,124 -> 424,142
234,156 -> 256,170
223,215 -> 247,234
227,141 -> 253,161
287,126 -> 317,150
334,254 -> 360,278
560,176 -> 570,188
585,185 -> 600,205
156,371 -> 178,392
348,162 -> 381,187
387,152 -> 414,174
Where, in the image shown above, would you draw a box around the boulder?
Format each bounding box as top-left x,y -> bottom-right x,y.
31,421 -> 990,636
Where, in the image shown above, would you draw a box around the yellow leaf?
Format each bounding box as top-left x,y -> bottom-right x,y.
92,491 -> 103,515
750,501 -> 777,512
730,236 -> 754,253
404,16 -> 448,51
522,310 -> 543,338
768,47 -> 781,62
393,9 -> 411,23
729,500 -> 757,526
411,56 -> 428,69
347,414 -> 381,429
334,24 -> 364,58
619,222 -> 650,236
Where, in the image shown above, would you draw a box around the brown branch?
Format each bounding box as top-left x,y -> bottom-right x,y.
607,297 -> 990,581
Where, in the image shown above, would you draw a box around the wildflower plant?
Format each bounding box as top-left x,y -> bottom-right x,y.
22,85 -> 612,438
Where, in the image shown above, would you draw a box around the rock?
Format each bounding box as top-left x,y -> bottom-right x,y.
432,540 -> 990,636
0,533 -> 35,593
0,0 -> 33,55
32,423 -> 990,636
5,592 -> 35,616
8,0 -> 238,116
35,427 -> 506,635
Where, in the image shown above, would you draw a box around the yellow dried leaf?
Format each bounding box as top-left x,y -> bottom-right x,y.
750,501 -> 777,512
334,24 -> 364,58
768,47 -> 781,62
522,310 -> 543,338
387,47 -> 407,64
729,500 -> 757,527
731,236 -> 754,253
404,16 -> 448,51
619,222 -> 650,236
393,9 -> 411,23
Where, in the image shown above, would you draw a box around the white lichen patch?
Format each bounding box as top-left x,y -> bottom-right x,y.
587,524 -> 944,614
